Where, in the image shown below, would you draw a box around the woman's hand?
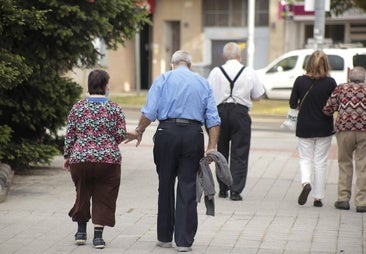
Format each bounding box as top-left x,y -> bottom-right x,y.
63,159 -> 70,171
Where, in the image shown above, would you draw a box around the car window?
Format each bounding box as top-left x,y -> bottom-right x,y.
353,54 -> 366,69
328,55 -> 344,70
303,54 -> 344,71
267,56 -> 298,73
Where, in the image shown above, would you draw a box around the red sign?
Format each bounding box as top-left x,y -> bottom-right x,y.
139,0 -> 154,14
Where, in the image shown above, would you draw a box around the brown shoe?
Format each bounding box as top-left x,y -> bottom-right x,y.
334,200 -> 350,210
298,183 -> 311,205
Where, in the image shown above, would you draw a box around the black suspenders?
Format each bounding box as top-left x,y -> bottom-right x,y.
219,66 -> 245,104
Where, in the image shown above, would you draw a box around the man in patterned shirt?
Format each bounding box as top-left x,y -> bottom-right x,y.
323,66 -> 366,213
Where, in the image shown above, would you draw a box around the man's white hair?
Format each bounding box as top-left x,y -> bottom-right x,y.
223,42 -> 241,60
171,50 -> 192,66
349,66 -> 366,83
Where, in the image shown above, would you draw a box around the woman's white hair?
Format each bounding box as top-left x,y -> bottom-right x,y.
223,42 -> 241,60
171,50 -> 192,67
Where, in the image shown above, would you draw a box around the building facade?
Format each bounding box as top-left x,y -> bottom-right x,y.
69,0 -> 366,94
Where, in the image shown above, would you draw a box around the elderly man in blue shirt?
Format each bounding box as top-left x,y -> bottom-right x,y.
125,50 -> 221,252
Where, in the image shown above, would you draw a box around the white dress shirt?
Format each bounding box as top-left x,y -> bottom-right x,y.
207,59 -> 264,108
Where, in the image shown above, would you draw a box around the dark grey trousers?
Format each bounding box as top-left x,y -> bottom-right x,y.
216,103 -> 251,194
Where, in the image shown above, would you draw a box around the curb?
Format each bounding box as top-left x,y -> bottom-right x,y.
0,163 -> 14,203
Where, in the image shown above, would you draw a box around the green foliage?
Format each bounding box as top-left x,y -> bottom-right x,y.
6,138 -> 60,170
0,0 -> 150,170
329,0 -> 366,16
0,125 -> 12,161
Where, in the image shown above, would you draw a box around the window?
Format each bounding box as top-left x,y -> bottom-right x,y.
304,24 -> 345,46
303,55 -> 344,71
267,56 -> 298,73
354,54 -> 366,69
203,0 -> 268,27
328,55 -> 344,71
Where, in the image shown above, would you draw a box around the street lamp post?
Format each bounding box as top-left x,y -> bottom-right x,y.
313,0 -> 326,50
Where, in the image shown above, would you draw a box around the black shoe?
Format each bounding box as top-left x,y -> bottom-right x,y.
74,232 -> 87,245
230,192 -> 243,201
334,200 -> 350,210
93,238 -> 105,249
298,183 -> 311,205
313,200 -> 323,207
218,190 -> 228,198
356,206 -> 366,213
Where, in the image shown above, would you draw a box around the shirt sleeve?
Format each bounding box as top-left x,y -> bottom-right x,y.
205,85 -> 221,129
289,77 -> 301,109
113,105 -> 127,144
207,67 -> 222,106
141,75 -> 164,122
323,86 -> 340,115
63,107 -> 77,159
248,68 -> 265,99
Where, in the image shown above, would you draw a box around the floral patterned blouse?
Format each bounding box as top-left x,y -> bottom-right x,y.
64,97 -> 126,165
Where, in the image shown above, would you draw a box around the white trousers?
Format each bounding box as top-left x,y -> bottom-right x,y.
298,136 -> 332,199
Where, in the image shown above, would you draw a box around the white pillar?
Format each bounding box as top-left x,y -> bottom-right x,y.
247,0 -> 255,68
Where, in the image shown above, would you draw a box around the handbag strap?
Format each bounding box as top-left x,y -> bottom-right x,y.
299,84 -> 314,109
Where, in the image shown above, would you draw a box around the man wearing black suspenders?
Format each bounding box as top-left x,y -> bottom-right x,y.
207,42 -> 264,201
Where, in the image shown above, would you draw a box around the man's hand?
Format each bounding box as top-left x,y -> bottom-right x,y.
124,129 -> 143,147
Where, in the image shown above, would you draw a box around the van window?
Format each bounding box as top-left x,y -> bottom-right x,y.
267,56 -> 298,73
303,55 -> 344,71
354,54 -> 366,69
328,55 -> 344,70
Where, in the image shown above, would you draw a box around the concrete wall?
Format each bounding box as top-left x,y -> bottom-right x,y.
151,0 -> 203,80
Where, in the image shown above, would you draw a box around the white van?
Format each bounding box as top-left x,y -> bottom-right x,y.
256,48 -> 366,100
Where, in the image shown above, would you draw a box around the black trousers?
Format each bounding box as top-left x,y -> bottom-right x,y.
153,121 -> 204,247
217,103 -> 251,194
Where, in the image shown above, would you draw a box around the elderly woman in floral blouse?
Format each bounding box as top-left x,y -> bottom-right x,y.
64,69 -> 126,249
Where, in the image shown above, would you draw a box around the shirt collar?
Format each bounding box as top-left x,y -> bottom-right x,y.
86,97 -> 109,103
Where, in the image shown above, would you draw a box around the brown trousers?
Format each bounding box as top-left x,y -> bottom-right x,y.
336,131 -> 366,207
69,162 -> 121,227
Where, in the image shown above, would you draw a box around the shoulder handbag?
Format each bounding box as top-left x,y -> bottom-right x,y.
281,84 -> 314,131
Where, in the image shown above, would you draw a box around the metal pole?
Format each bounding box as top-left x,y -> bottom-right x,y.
247,0 -> 255,68
313,0 -> 325,50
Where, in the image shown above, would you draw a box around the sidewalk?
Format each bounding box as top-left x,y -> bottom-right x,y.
0,117 -> 363,254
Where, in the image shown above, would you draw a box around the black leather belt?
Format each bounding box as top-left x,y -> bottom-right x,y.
160,118 -> 202,125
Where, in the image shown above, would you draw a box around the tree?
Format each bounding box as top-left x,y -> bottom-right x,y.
329,0 -> 366,16
0,0 -> 150,170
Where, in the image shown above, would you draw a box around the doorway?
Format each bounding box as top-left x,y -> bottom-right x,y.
164,21 -> 181,72
139,18 -> 153,90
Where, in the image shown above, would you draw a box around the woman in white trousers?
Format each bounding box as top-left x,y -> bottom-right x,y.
289,50 -> 336,207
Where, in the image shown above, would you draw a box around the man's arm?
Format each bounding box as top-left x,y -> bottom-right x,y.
205,125 -> 220,156
124,114 -> 152,147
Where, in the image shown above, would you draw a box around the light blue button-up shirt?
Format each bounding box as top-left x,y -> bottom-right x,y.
142,65 -> 221,128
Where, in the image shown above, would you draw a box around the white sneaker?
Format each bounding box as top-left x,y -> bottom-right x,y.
156,241 -> 172,248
